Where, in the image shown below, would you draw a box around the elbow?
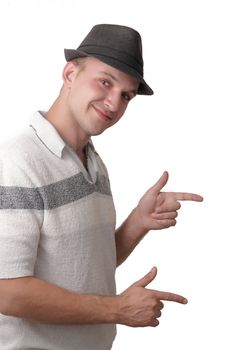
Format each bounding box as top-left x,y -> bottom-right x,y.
116,254 -> 127,267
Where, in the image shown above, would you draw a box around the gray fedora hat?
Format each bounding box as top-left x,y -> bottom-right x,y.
64,24 -> 153,95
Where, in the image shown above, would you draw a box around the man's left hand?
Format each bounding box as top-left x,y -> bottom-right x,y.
135,171 -> 203,232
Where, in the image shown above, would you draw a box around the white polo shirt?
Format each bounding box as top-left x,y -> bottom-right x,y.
0,112 -> 117,350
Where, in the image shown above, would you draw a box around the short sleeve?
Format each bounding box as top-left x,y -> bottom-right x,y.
0,156 -> 43,279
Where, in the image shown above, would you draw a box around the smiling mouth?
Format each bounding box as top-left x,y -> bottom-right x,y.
92,105 -> 112,122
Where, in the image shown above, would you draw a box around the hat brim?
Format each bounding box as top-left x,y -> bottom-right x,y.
64,48 -> 153,96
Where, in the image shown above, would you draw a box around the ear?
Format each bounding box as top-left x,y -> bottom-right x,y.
62,61 -> 79,87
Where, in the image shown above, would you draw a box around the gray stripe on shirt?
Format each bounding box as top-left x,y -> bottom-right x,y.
0,172 -> 111,210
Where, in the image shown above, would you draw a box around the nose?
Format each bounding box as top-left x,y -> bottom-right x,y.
104,91 -> 121,113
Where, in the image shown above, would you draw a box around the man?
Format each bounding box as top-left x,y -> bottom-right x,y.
0,24 -> 203,349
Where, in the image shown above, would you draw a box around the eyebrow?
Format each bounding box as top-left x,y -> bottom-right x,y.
99,71 -> 138,95
100,71 -> 118,82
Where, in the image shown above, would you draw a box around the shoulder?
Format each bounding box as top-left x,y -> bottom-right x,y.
0,127 -> 39,157
0,128 -> 41,186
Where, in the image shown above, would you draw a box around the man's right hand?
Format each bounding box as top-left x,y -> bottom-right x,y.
117,266 -> 188,327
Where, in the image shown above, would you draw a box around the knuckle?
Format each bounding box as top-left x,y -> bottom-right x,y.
149,319 -> 158,327
153,319 -> 160,327
156,310 -> 162,318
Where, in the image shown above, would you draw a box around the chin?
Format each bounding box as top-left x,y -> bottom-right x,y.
90,127 -> 106,137
91,123 -> 111,136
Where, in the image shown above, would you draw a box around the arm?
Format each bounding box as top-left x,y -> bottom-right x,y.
0,268 -> 187,327
115,207 -> 148,266
115,171 -> 203,266
0,277 -> 116,325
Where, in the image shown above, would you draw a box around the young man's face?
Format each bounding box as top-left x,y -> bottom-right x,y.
65,57 -> 139,138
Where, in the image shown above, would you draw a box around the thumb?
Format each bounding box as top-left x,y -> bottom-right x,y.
150,171 -> 169,194
133,267 -> 157,288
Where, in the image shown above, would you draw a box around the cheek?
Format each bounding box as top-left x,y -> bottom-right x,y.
119,103 -> 128,116
112,105 -> 128,125
88,80 -> 106,99
69,85 -> 96,111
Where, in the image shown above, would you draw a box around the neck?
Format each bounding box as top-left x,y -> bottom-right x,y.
45,95 -> 90,157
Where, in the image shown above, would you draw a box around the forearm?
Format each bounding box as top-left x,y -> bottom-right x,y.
115,207 -> 148,266
0,277 -> 118,325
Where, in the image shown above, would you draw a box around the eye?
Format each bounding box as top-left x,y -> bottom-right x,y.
122,93 -> 131,102
100,79 -> 110,87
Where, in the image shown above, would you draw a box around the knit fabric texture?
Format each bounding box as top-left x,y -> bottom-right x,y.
0,112 -> 117,350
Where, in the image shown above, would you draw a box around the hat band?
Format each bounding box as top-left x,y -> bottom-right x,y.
78,44 -> 144,76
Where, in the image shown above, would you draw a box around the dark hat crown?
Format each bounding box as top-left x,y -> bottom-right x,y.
79,24 -> 143,76
64,24 -> 153,95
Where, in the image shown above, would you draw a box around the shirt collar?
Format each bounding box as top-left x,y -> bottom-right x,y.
29,111 -> 66,158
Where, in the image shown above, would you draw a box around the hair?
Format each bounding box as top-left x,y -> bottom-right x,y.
75,57 -> 88,71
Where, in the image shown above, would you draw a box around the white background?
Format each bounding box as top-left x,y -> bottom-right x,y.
0,0 -> 238,349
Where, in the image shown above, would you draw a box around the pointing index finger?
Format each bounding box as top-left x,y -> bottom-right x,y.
173,192 -> 203,202
155,291 -> 188,304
